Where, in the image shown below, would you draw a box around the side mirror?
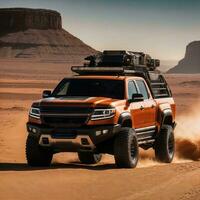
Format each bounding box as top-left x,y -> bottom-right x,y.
42,90 -> 51,98
128,93 -> 144,103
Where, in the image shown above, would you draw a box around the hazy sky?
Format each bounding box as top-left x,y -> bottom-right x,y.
1,0 -> 200,60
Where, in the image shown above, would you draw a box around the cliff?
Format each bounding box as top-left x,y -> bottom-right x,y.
168,41 -> 200,73
0,8 -> 62,30
0,8 -> 96,62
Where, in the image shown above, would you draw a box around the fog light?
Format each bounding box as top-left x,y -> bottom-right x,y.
42,137 -> 49,145
81,138 -> 89,145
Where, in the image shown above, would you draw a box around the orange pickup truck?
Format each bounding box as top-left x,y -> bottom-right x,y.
26,51 -> 176,168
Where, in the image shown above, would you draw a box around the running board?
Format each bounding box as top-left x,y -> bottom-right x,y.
135,126 -> 156,145
138,139 -> 155,145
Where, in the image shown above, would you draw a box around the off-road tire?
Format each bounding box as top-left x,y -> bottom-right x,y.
114,128 -> 139,168
26,134 -> 53,167
78,152 -> 102,164
155,125 -> 175,163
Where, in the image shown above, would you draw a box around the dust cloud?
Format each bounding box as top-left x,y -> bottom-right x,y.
175,101 -> 200,161
139,101 -> 200,165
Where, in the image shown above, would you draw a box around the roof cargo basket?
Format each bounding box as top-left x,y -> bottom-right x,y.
84,50 -> 160,70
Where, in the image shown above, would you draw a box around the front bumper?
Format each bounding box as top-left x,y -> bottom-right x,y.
27,123 -> 121,152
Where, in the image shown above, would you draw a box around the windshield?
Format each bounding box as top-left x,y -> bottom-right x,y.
52,78 -> 125,99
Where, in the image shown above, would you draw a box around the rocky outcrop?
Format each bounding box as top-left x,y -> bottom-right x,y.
168,41 -> 200,73
0,8 -> 96,62
0,8 -> 62,30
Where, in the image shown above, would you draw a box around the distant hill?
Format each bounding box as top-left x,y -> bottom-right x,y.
168,41 -> 200,73
0,8 -> 96,63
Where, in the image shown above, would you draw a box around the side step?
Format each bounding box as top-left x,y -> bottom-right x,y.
135,126 -> 156,145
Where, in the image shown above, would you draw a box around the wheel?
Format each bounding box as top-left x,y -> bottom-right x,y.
114,128 -> 139,168
155,125 -> 175,163
26,134 -> 53,167
78,152 -> 102,164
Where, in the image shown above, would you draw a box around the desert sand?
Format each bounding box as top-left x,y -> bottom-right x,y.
0,60 -> 200,200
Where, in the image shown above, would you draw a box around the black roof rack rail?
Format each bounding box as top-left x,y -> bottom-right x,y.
71,66 -> 153,77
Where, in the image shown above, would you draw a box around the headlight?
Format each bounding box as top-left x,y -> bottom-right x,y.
91,108 -> 116,121
29,107 -> 40,119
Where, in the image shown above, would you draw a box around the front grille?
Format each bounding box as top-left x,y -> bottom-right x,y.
40,106 -> 93,127
40,106 -> 93,114
42,116 -> 88,127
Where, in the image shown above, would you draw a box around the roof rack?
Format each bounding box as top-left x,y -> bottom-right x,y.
71,65 -> 153,76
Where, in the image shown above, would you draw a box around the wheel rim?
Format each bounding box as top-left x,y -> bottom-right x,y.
130,139 -> 137,162
168,132 -> 174,157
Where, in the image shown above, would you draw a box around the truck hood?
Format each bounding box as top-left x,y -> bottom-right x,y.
37,96 -> 119,108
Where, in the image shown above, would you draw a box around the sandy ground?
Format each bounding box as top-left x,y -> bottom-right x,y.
0,60 -> 200,200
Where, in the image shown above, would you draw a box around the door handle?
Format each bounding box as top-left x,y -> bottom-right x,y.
140,106 -> 144,110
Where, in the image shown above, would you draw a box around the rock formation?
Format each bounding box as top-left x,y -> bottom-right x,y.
0,8 -> 62,30
0,8 -> 96,62
168,41 -> 200,73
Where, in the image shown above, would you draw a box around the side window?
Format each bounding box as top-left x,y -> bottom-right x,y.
128,81 -> 138,99
136,80 -> 149,100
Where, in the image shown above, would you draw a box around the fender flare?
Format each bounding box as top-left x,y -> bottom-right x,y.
118,112 -> 132,127
161,108 -> 173,127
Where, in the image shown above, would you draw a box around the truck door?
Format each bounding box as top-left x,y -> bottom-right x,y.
127,80 -> 145,129
135,80 -> 157,127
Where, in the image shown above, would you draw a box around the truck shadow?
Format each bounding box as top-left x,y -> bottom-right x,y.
0,162 -> 117,171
